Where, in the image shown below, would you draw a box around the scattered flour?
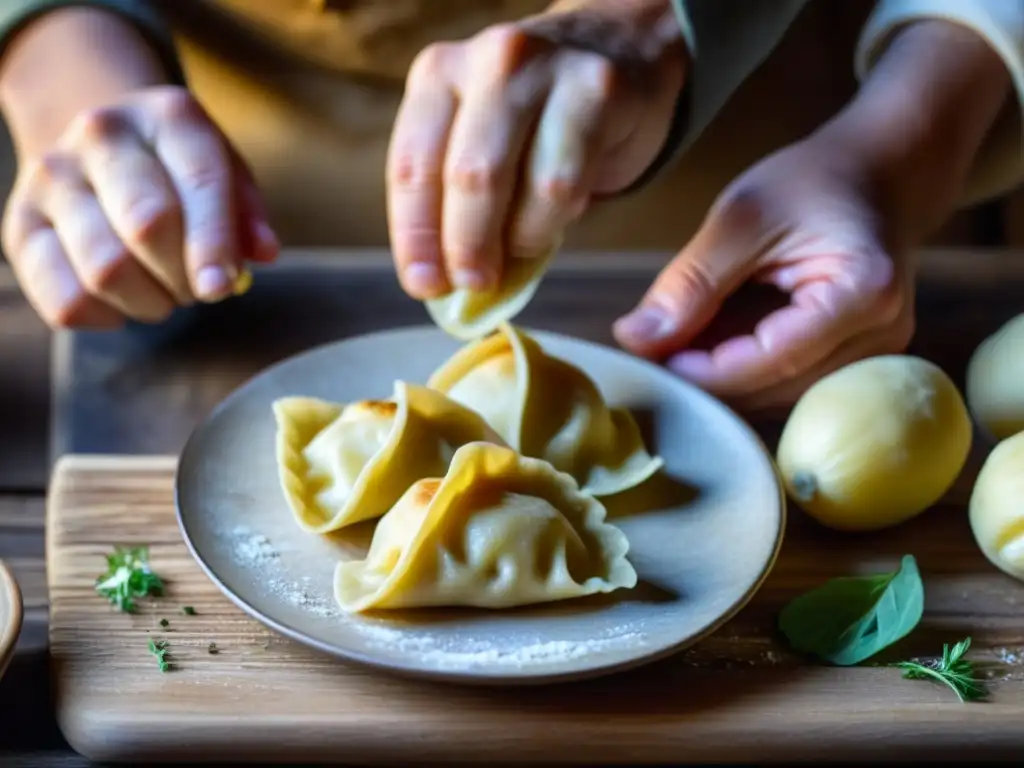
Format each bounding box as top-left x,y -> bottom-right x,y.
352,622 -> 648,669
222,523 -> 649,668
226,525 -> 338,618
267,576 -> 337,618
231,525 -> 279,565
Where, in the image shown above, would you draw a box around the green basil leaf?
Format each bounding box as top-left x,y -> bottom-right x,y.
778,554 -> 924,666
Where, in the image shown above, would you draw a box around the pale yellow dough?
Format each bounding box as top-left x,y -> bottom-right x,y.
334,441 -> 638,613
273,380 -> 505,533
424,245 -> 556,341
427,323 -> 664,497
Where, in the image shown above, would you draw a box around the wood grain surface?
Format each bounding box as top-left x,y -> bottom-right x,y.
4,246 -> 1022,765
48,453 -> 1024,764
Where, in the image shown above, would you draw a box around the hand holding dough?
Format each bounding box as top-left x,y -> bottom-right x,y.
424,247 -> 556,341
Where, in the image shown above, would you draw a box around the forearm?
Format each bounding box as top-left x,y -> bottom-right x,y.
827,19 -> 1012,239
0,6 -> 174,161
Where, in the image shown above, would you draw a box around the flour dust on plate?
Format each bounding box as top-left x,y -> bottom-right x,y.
175,325 -> 785,684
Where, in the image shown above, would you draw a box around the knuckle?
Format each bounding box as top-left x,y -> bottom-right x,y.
178,162 -> 230,193
708,184 -> 769,234
533,174 -> 583,205
478,24 -> 530,79
122,198 -> 180,246
387,152 -> 441,191
156,88 -> 204,122
49,293 -> 93,330
445,158 -> 507,195
67,107 -> 130,145
80,248 -> 134,296
858,257 -> 904,325
407,43 -> 453,88
655,259 -> 718,309
445,241 -> 492,270
30,151 -> 80,188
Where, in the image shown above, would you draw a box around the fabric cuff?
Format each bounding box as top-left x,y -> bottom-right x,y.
856,0 -> 1024,205
621,0 -> 808,196
0,0 -> 186,86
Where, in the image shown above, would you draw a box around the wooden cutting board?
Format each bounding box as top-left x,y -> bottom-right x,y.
48,453 -> 1024,764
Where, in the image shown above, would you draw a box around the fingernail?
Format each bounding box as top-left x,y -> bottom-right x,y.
195,266 -> 235,301
614,305 -> 676,342
667,350 -> 713,381
452,268 -> 492,292
404,262 -> 446,297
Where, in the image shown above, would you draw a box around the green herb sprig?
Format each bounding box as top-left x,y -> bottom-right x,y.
148,638 -> 171,672
95,546 -> 164,613
894,637 -> 988,703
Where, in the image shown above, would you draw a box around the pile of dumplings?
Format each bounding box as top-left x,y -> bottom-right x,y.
273,319 -> 664,615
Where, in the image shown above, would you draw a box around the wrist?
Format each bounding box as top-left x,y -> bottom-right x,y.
1,7 -> 171,162
819,19 -> 1011,243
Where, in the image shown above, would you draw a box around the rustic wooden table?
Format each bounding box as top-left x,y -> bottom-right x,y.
2,248 -> 1024,766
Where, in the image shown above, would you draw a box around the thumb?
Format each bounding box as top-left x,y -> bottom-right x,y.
613,193 -> 763,359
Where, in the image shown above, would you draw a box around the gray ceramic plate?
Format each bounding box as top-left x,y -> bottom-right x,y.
0,559 -> 23,682
176,325 -> 785,685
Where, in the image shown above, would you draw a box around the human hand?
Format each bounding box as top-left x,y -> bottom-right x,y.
613,132 -> 916,413
2,85 -> 279,329
386,0 -> 687,299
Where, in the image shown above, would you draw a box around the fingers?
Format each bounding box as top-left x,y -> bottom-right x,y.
387,43 -> 458,299
441,27 -> 547,293
3,194 -> 123,330
39,156 -> 177,322
507,53 -> 613,261
613,198 -> 766,359
141,92 -> 243,302
665,253 -> 900,399
731,311 -> 915,414
67,107 -> 191,305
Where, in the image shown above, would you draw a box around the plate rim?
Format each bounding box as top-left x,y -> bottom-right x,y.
0,558 -> 24,681
174,323 -> 787,686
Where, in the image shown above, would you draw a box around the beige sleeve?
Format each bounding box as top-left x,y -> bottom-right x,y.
856,0 -> 1024,205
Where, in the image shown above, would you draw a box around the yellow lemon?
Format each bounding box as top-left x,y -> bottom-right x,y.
969,430 -> 1024,582
776,355 -> 972,532
966,313 -> 1024,442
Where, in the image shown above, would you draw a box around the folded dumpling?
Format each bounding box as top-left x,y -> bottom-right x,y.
334,441 -> 637,612
427,323 -> 664,497
424,244 -> 557,341
273,381 -> 506,534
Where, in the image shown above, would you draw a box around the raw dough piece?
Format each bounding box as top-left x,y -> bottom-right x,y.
424,245 -> 556,341
273,381 -> 505,533
334,441 -> 638,612
428,322 -> 663,496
